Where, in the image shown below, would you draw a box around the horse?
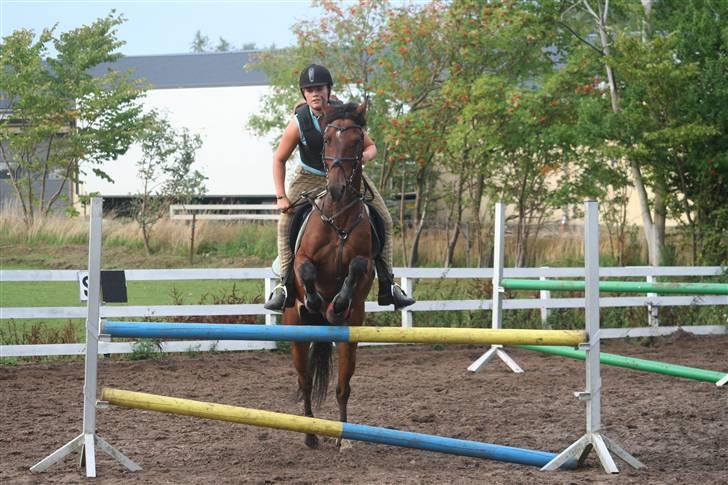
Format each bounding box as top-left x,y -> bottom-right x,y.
282,102 -> 374,449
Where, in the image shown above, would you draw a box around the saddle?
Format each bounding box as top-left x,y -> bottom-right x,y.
289,201 -> 385,258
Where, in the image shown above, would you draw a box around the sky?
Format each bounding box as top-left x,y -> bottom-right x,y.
0,0 -> 328,55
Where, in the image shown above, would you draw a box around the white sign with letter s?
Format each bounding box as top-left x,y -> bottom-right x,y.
78,271 -> 89,301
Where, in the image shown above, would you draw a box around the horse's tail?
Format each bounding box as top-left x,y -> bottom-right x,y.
308,342 -> 332,408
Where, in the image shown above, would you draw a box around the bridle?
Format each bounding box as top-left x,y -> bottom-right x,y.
321,122 -> 365,195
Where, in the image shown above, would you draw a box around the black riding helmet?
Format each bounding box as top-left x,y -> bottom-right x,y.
299,64 -> 333,98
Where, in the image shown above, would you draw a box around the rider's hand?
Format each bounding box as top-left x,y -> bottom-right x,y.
276,196 -> 291,213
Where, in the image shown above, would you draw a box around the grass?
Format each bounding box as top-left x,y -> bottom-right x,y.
0,279 -> 263,307
0,280 -> 265,344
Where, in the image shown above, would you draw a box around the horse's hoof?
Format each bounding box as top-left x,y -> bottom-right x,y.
326,302 -> 350,325
305,294 -> 323,313
304,434 -> 319,449
325,307 -> 343,324
337,438 -> 354,452
331,294 -> 351,315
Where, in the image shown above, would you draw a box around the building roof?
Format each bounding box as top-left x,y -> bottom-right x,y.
1,51 -> 269,110
88,50 -> 269,89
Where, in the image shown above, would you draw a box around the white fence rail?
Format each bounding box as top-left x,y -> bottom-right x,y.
169,204 -> 279,221
2,266 -> 727,357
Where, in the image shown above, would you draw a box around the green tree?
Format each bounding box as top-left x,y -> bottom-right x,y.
247,0 -> 392,143
558,0 -> 672,264
372,1 -> 452,265
560,0 -> 727,265
215,37 -> 232,52
0,13 -> 147,228
190,30 -> 257,53
191,30 -> 211,52
652,0 -> 728,264
132,113 -> 206,254
441,0 -> 585,267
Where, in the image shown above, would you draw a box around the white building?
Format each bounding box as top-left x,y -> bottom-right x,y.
82,51 -> 277,208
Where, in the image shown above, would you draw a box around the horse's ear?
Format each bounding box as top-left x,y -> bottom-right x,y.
356,101 -> 368,117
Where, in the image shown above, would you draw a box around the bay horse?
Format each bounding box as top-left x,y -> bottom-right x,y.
282,102 -> 374,449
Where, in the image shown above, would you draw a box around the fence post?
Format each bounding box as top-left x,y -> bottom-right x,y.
400,275 -> 413,328
264,277 -> 278,326
646,275 -> 659,327
189,213 -> 196,265
540,267 -> 551,327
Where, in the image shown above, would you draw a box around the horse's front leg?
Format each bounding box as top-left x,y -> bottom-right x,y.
327,256 -> 368,324
291,340 -> 319,449
335,301 -> 363,449
297,259 -> 323,314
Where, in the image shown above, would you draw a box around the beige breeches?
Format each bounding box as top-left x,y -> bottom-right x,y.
277,165 -> 393,278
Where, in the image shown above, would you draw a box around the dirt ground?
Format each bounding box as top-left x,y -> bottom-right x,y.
2,331 -> 727,484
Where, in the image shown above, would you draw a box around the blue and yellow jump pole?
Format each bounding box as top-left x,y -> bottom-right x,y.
101,388 -> 574,468
102,321 -> 586,346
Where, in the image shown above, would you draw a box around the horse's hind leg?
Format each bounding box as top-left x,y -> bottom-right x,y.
292,341 -> 319,449
298,260 -> 323,313
327,256 -> 368,324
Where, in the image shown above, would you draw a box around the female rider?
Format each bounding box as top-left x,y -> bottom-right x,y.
264,64 -> 414,311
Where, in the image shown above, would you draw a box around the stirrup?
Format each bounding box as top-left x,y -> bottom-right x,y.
391,283 -> 415,310
264,284 -> 288,311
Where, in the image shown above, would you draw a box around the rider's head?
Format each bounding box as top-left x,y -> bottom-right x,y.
299,64 -> 333,100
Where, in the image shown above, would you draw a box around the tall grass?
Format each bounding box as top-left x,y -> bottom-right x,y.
0,210 -> 88,245
394,225 -> 647,268
0,209 -> 279,260
1,209 -> 703,268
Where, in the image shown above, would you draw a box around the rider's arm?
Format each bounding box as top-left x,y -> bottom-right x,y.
272,119 -> 300,211
362,133 -> 377,164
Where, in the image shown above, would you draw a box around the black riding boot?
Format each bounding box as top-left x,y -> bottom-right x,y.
375,258 -> 415,310
264,269 -> 293,311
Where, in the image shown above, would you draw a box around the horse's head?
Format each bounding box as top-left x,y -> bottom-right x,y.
321,102 -> 367,202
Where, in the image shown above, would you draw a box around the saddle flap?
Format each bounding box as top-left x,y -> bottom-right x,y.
365,202 -> 386,259
289,202 -> 314,254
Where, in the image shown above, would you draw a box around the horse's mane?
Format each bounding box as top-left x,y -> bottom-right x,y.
322,102 -> 367,127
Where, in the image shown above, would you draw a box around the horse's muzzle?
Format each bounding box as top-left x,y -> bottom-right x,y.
328,181 -> 345,201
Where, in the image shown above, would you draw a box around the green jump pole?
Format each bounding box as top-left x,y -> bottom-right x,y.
501,278 -> 728,295
518,345 -> 727,384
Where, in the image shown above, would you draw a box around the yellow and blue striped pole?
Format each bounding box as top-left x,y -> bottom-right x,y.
101,388 -> 574,468
102,321 -> 585,347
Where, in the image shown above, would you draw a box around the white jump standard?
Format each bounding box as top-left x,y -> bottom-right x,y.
30,198 -> 140,477
470,201 -> 645,473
